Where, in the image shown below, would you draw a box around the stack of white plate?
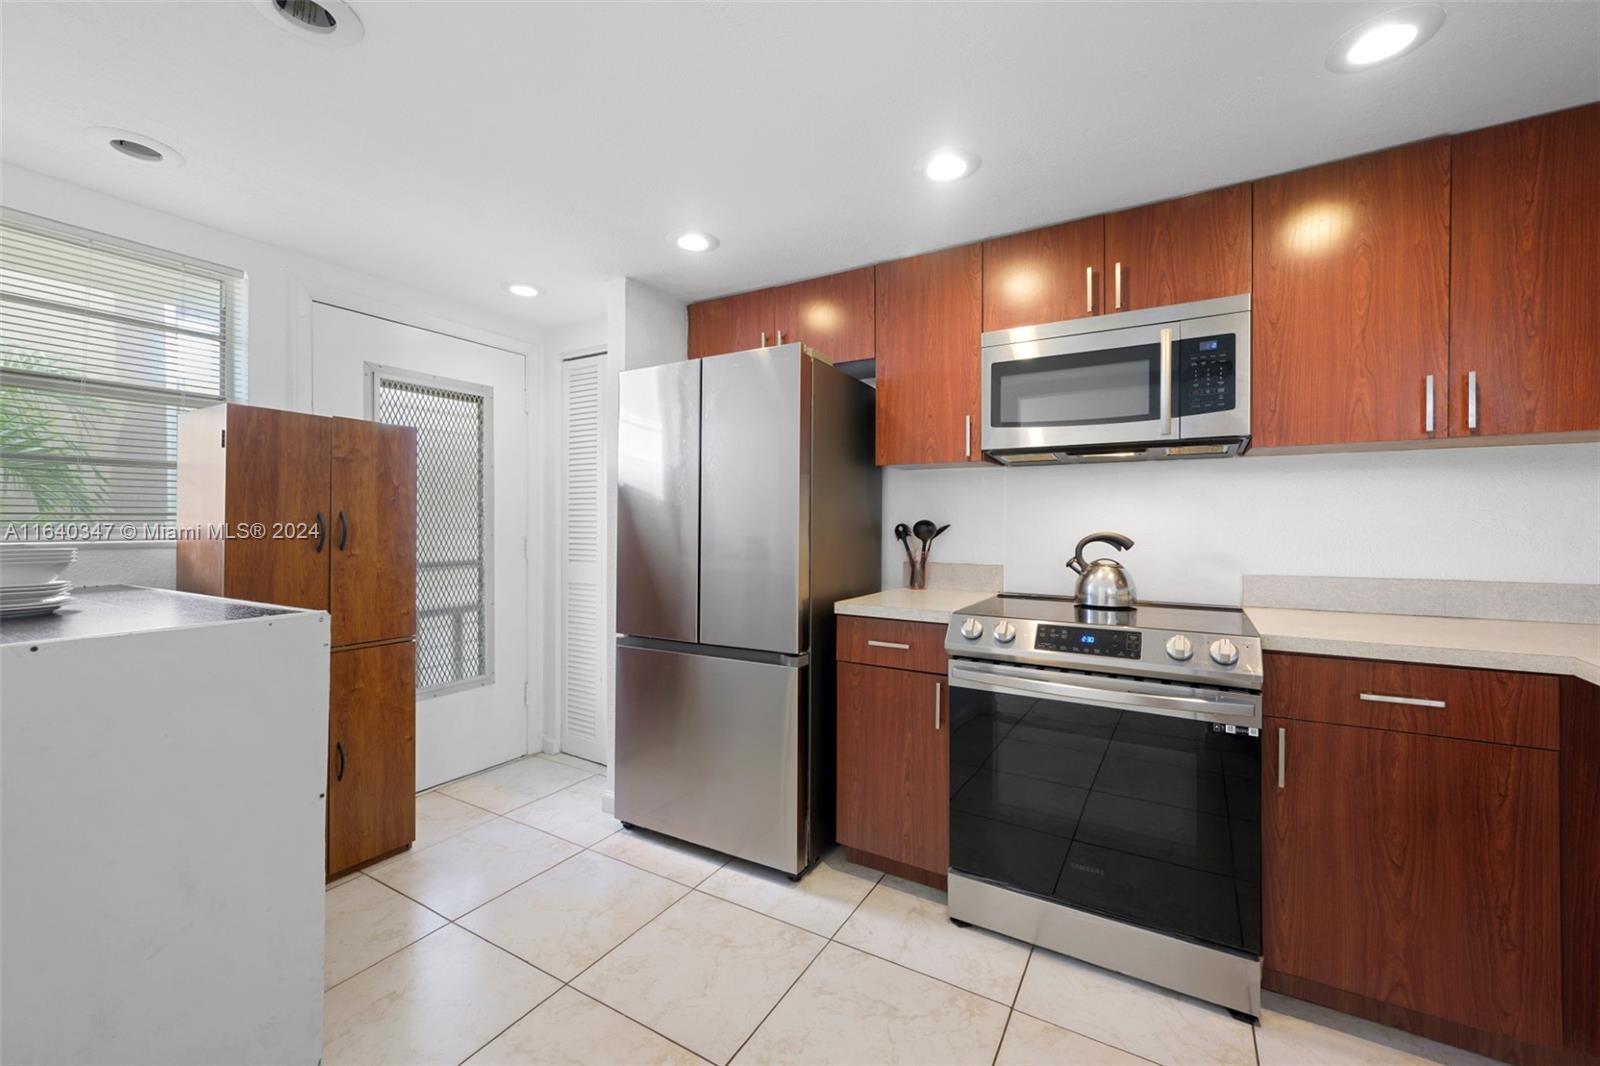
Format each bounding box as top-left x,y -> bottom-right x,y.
0,543 -> 78,618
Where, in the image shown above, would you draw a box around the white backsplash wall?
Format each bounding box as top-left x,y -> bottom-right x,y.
882,443 -> 1600,606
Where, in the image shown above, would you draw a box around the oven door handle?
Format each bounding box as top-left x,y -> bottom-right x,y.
948,660 -> 1261,726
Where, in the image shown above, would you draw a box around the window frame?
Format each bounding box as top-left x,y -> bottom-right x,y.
364,361 -> 495,699
0,208 -> 246,539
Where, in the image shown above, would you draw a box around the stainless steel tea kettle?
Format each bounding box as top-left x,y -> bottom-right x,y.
1067,531 -> 1136,608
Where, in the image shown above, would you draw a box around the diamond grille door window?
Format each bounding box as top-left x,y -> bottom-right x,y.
372,369 -> 493,694
0,212 -> 245,533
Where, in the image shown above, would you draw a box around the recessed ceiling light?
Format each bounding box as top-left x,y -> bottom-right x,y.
87,127 -> 184,168
674,231 -> 719,253
506,283 -> 540,298
1326,5 -> 1444,72
251,0 -> 365,46
921,148 -> 980,183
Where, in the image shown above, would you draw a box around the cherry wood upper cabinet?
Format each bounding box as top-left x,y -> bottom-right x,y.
1104,185 -> 1251,312
330,418 -> 417,647
1252,140 -> 1451,449
688,268 -> 875,362
1449,103 -> 1600,438
874,244 -> 984,465
687,288 -> 774,359
774,267 -> 876,364
1263,715 -> 1561,1049
982,217 -> 1105,331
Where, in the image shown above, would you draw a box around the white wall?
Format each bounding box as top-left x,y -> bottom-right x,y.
2,164 -> 544,588
883,442 -> 1600,604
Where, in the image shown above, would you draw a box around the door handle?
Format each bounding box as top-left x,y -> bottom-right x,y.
934,681 -> 942,731
1085,266 -> 1094,314
337,510 -> 348,551
866,640 -> 911,650
1113,261 -> 1123,310
335,741 -> 345,782
964,415 -> 972,459
1424,375 -> 1435,434
1467,370 -> 1478,431
1158,328 -> 1174,436
1276,727 -> 1285,790
314,512 -> 325,553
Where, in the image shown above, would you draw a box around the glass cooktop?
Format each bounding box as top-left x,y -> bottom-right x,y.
961,594 -> 1257,638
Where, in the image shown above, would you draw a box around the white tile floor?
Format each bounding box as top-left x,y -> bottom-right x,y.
324,754 -> 1501,1066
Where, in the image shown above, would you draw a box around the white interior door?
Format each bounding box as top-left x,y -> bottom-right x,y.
311,302 -> 529,789
560,354 -> 606,763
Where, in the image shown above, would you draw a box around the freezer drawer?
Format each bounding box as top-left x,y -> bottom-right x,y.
615,639 -> 806,874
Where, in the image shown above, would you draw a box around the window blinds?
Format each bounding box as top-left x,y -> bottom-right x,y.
0,213 -> 245,535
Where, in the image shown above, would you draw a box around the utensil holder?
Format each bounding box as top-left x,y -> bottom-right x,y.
910,549 -> 930,590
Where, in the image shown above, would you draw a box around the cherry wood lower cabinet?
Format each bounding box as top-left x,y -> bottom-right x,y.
836,620 -> 950,888
327,641 -> 417,879
1263,652 -> 1599,1062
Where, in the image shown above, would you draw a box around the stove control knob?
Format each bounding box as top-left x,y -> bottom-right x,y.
994,621 -> 1017,644
1209,638 -> 1240,667
960,617 -> 983,640
1165,634 -> 1194,661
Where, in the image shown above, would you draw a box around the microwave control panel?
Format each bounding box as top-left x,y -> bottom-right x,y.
1178,334 -> 1236,415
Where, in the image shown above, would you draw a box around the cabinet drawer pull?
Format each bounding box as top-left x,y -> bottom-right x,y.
1276,727 -> 1285,790
935,681 -> 942,730
867,639 -> 911,650
1360,692 -> 1447,708
1424,374 -> 1435,434
1085,266 -> 1094,314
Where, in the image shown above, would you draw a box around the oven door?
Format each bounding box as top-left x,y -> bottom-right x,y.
982,320 -> 1177,453
947,660 -> 1262,958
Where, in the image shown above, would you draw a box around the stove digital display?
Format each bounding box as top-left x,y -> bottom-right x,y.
1035,624 -> 1142,658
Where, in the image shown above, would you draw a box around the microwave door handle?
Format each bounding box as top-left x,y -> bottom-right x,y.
1159,327 -> 1174,436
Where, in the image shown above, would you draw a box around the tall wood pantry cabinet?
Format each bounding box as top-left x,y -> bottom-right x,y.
176,403 -> 418,879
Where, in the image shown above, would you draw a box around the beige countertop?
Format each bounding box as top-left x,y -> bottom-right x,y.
835,587 -> 1600,686
834,588 -> 989,625
1245,606 -> 1600,686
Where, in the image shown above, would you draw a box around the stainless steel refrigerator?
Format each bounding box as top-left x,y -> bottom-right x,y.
615,343 -> 880,876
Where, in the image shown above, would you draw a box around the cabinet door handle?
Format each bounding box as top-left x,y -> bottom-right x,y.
1424,374 -> 1435,434
934,681 -> 942,731
759,331 -> 768,348
1360,692 -> 1447,708
335,741 -> 345,782
314,512 -> 325,553
337,510 -> 348,551
867,639 -> 911,650
776,330 -> 784,345
1467,370 -> 1478,431
1276,727 -> 1285,790
1114,261 -> 1123,310
1085,266 -> 1094,314
965,415 -> 972,459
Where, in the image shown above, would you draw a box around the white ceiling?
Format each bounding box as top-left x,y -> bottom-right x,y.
2,2 -> 1596,329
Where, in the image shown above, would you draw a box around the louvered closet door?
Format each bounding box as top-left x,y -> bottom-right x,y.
560,355 -> 606,763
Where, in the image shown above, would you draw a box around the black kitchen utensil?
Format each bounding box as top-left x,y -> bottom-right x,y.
912,519 -> 938,551
893,523 -> 915,564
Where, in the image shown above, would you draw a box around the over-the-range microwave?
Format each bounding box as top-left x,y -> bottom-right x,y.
981,293 -> 1250,464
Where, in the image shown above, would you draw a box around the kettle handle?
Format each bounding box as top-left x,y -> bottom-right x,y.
1068,531 -> 1135,573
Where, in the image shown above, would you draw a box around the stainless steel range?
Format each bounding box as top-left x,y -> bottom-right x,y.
944,594 -> 1264,1018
